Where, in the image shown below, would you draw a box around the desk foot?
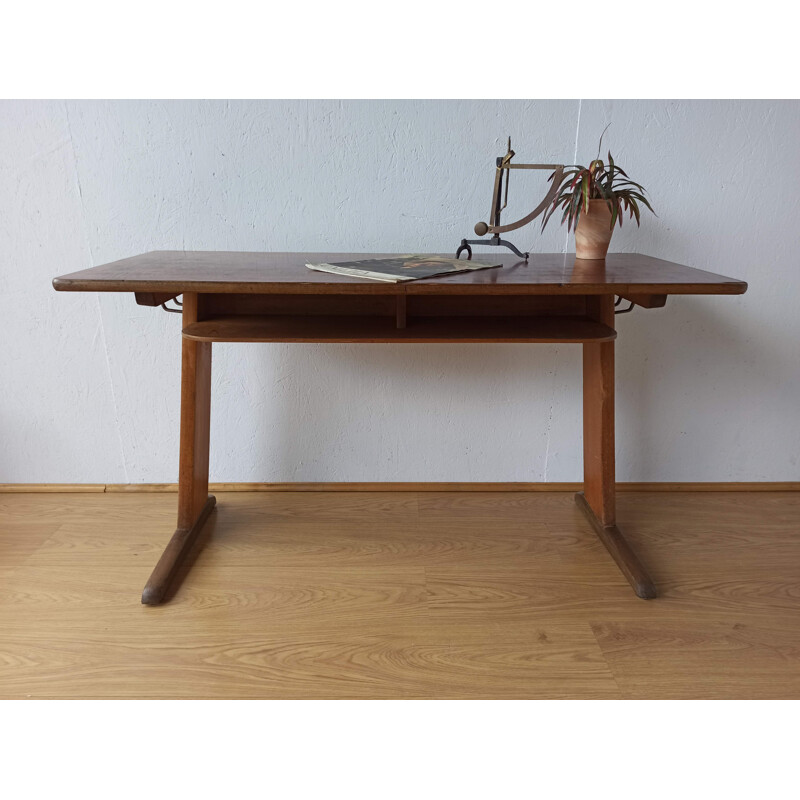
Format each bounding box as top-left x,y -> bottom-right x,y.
574,492 -> 657,599
142,495 -> 217,605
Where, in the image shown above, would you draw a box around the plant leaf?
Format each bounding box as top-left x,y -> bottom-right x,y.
609,159 -> 628,178
629,197 -> 641,226
596,123 -> 611,160
611,179 -> 647,192
625,191 -> 655,213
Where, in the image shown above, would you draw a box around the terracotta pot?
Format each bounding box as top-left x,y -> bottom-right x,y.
575,199 -> 614,260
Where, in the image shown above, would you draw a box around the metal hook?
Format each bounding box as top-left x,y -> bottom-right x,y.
161,297 -> 183,314
615,299 -> 635,315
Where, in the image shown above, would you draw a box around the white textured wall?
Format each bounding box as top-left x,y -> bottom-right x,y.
1,100 -> 798,483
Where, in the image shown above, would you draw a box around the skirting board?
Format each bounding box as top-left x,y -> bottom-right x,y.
1,482 -> 798,493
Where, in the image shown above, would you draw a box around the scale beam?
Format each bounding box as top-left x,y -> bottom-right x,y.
457,138 -> 564,261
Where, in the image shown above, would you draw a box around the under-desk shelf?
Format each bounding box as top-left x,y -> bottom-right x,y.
182,315 -> 617,344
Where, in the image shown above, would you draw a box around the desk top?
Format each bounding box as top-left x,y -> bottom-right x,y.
52,251 -> 748,296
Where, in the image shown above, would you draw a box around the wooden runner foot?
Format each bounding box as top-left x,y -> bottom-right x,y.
141,495 -> 217,605
574,492 -> 657,599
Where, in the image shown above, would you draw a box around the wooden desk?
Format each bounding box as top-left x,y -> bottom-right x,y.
53,251 -> 747,604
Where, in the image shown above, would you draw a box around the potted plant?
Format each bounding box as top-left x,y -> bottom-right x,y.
542,140 -> 654,260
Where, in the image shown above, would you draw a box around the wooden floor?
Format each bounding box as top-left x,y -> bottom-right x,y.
1,490 -> 799,699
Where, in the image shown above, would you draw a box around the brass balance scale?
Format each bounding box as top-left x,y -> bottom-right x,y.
456,138 -> 564,261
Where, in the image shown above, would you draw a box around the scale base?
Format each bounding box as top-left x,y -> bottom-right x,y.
455,236 -> 528,261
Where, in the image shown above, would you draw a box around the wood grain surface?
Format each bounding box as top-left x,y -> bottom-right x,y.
3,482 -> 799,493
582,295 -> 616,524
51,251 -> 748,296
181,314 -> 617,343
1,490 -> 798,698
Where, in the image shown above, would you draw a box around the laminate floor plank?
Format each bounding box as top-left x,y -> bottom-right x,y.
417,492 -> 579,523
0,490 -> 798,698
30,519 -> 563,569
0,630 -> 621,699
591,620 -> 800,699
0,522 -> 61,567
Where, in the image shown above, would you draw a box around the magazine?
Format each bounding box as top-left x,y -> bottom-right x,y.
306,255 -> 501,283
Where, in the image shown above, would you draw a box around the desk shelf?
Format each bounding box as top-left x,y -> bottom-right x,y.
182,315 -> 617,344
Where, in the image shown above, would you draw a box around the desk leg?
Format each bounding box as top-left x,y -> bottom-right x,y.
577,296 -> 656,599
142,294 -> 215,605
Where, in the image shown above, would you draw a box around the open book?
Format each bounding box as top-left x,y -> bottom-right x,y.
306,255 -> 501,283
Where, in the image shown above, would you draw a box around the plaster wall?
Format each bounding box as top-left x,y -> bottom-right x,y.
1,99 -> 796,482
